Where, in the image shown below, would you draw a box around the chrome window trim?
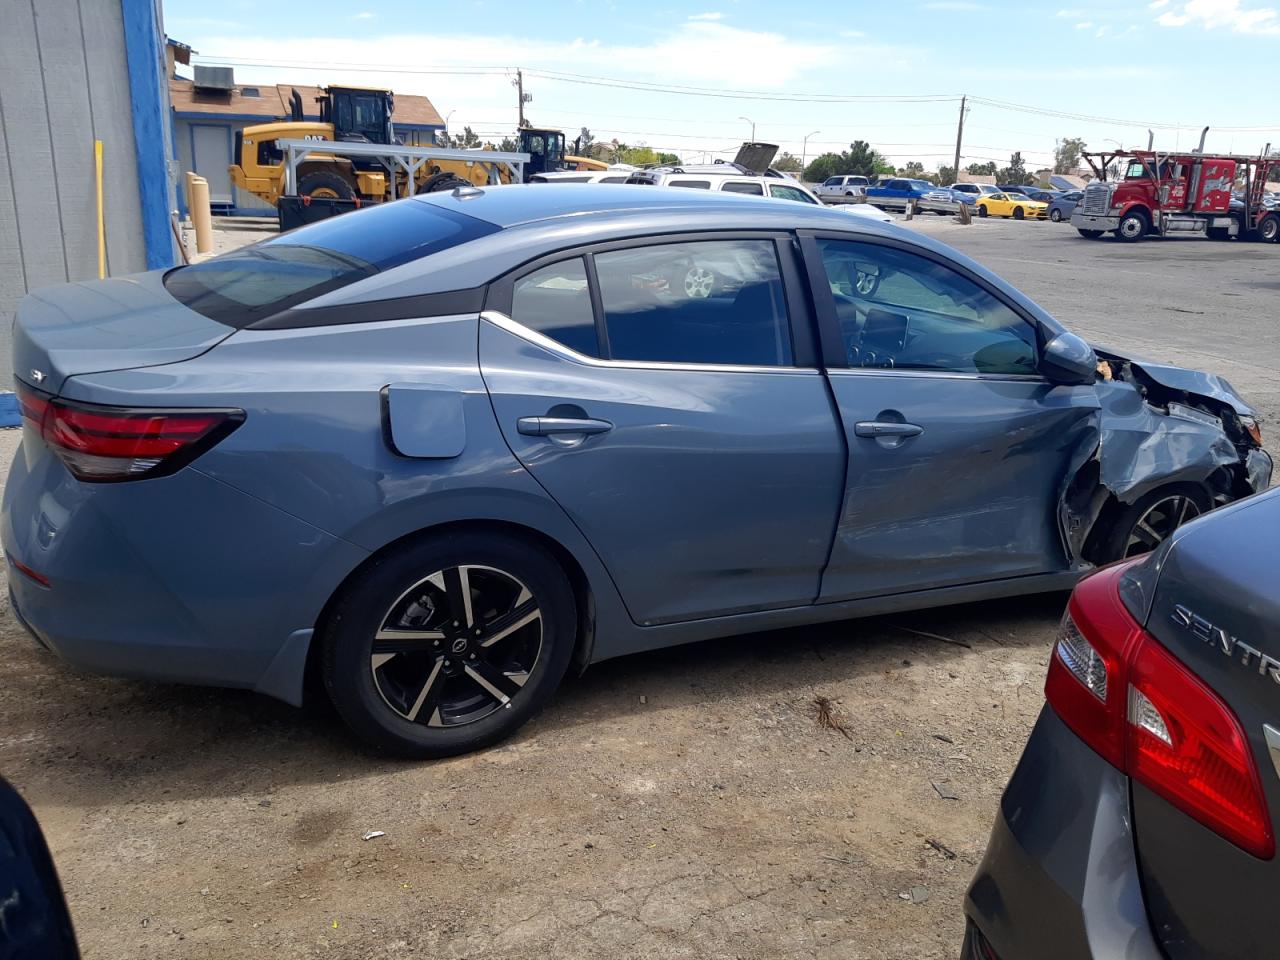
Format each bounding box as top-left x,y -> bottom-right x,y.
481,310 -> 819,376
826,367 -> 1046,383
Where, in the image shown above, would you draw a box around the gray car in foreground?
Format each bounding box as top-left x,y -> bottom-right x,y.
965,485 -> 1280,960
2,185 -> 1270,758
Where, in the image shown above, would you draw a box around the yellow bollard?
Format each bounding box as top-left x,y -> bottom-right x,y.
190,176 -> 213,254
94,140 -> 106,279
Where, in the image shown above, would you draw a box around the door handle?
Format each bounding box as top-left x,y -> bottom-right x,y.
517,416 -> 613,437
854,421 -> 923,439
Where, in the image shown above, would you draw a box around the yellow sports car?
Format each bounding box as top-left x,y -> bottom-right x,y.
975,192 -> 1049,220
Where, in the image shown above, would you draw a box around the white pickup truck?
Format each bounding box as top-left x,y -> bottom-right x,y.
814,175 -> 870,200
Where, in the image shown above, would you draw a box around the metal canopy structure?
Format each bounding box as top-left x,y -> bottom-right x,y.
276,139 -> 530,198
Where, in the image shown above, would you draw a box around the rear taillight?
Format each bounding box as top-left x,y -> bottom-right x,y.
17,382 -> 242,482
1046,562 -> 1275,859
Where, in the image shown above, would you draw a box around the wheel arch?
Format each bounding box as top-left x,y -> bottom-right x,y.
302,518 -> 601,707
1081,477 -> 1216,564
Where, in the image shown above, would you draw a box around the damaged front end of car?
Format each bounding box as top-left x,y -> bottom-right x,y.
1059,348 -> 1272,565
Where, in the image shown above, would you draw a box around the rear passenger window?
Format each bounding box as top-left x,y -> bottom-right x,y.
600,176 -> 628,183
511,258 -> 599,357
668,180 -> 711,189
594,240 -> 793,367
722,181 -> 765,195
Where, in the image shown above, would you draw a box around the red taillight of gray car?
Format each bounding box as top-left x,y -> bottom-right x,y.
1046,562 -> 1275,860
17,382 -> 243,483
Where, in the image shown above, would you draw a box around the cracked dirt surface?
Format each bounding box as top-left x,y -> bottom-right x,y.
1,222 -> 1277,959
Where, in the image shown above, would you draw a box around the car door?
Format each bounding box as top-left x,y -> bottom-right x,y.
799,232 -> 1099,601
480,235 -> 846,626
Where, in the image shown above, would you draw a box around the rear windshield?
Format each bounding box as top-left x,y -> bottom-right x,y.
164,199 -> 498,327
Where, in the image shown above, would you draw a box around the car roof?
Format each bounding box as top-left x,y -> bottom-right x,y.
408,182 -> 826,228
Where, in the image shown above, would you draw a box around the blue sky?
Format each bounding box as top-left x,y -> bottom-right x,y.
163,0 -> 1280,171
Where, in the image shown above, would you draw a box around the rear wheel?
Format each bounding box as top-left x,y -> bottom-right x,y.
1207,226 -> 1232,241
1094,485 -> 1210,563
1050,208 -> 1063,222
321,530 -> 576,758
1013,207 -> 1025,220
1259,213 -> 1280,243
297,170 -> 356,201
977,205 -> 988,218
1115,209 -> 1149,243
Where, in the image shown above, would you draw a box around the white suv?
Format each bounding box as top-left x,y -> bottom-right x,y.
815,175 -> 870,199
624,169 -> 822,205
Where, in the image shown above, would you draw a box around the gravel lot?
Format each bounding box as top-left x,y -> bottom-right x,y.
1,215 -> 1276,959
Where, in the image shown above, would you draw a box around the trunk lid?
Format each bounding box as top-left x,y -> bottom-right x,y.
1134,491 -> 1280,959
13,271 -> 235,395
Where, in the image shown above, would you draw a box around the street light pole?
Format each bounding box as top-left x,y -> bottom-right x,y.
801,130 -> 820,179
443,109 -> 456,145
739,116 -> 756,142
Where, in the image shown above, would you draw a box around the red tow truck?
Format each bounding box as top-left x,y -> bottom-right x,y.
1071,131 -> 1279,244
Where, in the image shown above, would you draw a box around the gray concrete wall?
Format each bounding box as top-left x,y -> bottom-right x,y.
0,0 -> 147,380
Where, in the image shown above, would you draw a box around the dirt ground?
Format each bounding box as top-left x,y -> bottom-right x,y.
2,214 -> 1277,959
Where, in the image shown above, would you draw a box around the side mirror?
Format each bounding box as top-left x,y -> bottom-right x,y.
0,778 -> 80,958
1041,332 -> 1098,386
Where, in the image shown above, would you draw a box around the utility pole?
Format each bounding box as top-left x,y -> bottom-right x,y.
952,95 -> 966,182
515,68 -> 526,128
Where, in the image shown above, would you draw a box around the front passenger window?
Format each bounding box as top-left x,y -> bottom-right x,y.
816,239 -> 1037,376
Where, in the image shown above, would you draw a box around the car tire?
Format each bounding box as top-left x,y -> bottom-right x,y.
418,171 -> 471,193
297,170 -> 357,201
1258,213 -> 1280,243
977,205 -> 988,218
1050,208 -> 1063,222
320,530 -> 577,759
1206,226 -> 1232,241
1094,484 -> 1211,563
1115,209 -> 1149,243
1013,207 -> 1025,220
1077,229 -> 1104,239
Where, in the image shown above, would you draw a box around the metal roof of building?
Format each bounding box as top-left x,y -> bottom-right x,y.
168,79 -> 444,128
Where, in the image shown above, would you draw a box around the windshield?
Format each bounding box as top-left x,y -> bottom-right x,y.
909,180 -> 933,191
164,200 -> 498,327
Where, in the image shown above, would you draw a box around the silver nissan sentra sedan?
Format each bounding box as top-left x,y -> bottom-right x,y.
3,185 -> 1269,757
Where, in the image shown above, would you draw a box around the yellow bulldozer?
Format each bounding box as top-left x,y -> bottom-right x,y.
229,86 -> 603,208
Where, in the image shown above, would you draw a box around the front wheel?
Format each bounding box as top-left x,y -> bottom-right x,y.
321,531 -> 577,758
1050,208 -> 1063,222
297,170 -> 356,201
977,205 -> 988,218
1207,226 -> 1232,241
1259,213 -> 1280,243
1077,228 -> 1104,239
1013,207 -> 1025,220
1115,209 -> 1149,243
1094,485 -> 1210,563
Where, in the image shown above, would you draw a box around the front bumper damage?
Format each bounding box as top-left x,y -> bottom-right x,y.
1058,348 -> 1272,564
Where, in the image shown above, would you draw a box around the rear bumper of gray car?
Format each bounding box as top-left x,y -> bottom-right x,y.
964,707 -> 1163,960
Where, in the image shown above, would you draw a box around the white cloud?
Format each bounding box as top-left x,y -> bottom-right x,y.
1148,0 -> 1170,7
1075,20 -> 1094,27
839,28 -> 866,37
1155,0 -> 1280,33
354,10 -> 375,18
687,11 -> 724,20
922,1 -> 988,9
1096,24 -> 1109,34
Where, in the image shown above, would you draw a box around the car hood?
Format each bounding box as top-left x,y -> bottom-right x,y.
1095,346 -> 1256,417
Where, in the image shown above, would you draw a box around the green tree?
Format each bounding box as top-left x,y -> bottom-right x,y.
497,137 -> 518,153
966,161 -> 997,176
1054,137 -> 1086,174
449,126 -> 480,149
773,151 -> 803,173
901,160 -> 925,177
802,140 -> 892,181
936,164 -> 956,185
616,143 -> 679,166
575,127 -> 594,155
998,151 -> 1032,186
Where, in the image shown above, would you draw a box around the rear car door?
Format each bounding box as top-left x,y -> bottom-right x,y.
480,234 -> 846,626
799,232 -> 1099,601
1131,504 -> 1280,960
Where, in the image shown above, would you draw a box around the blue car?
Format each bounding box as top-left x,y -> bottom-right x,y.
3,186 -> 1270,758
865,177 -> 937,210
